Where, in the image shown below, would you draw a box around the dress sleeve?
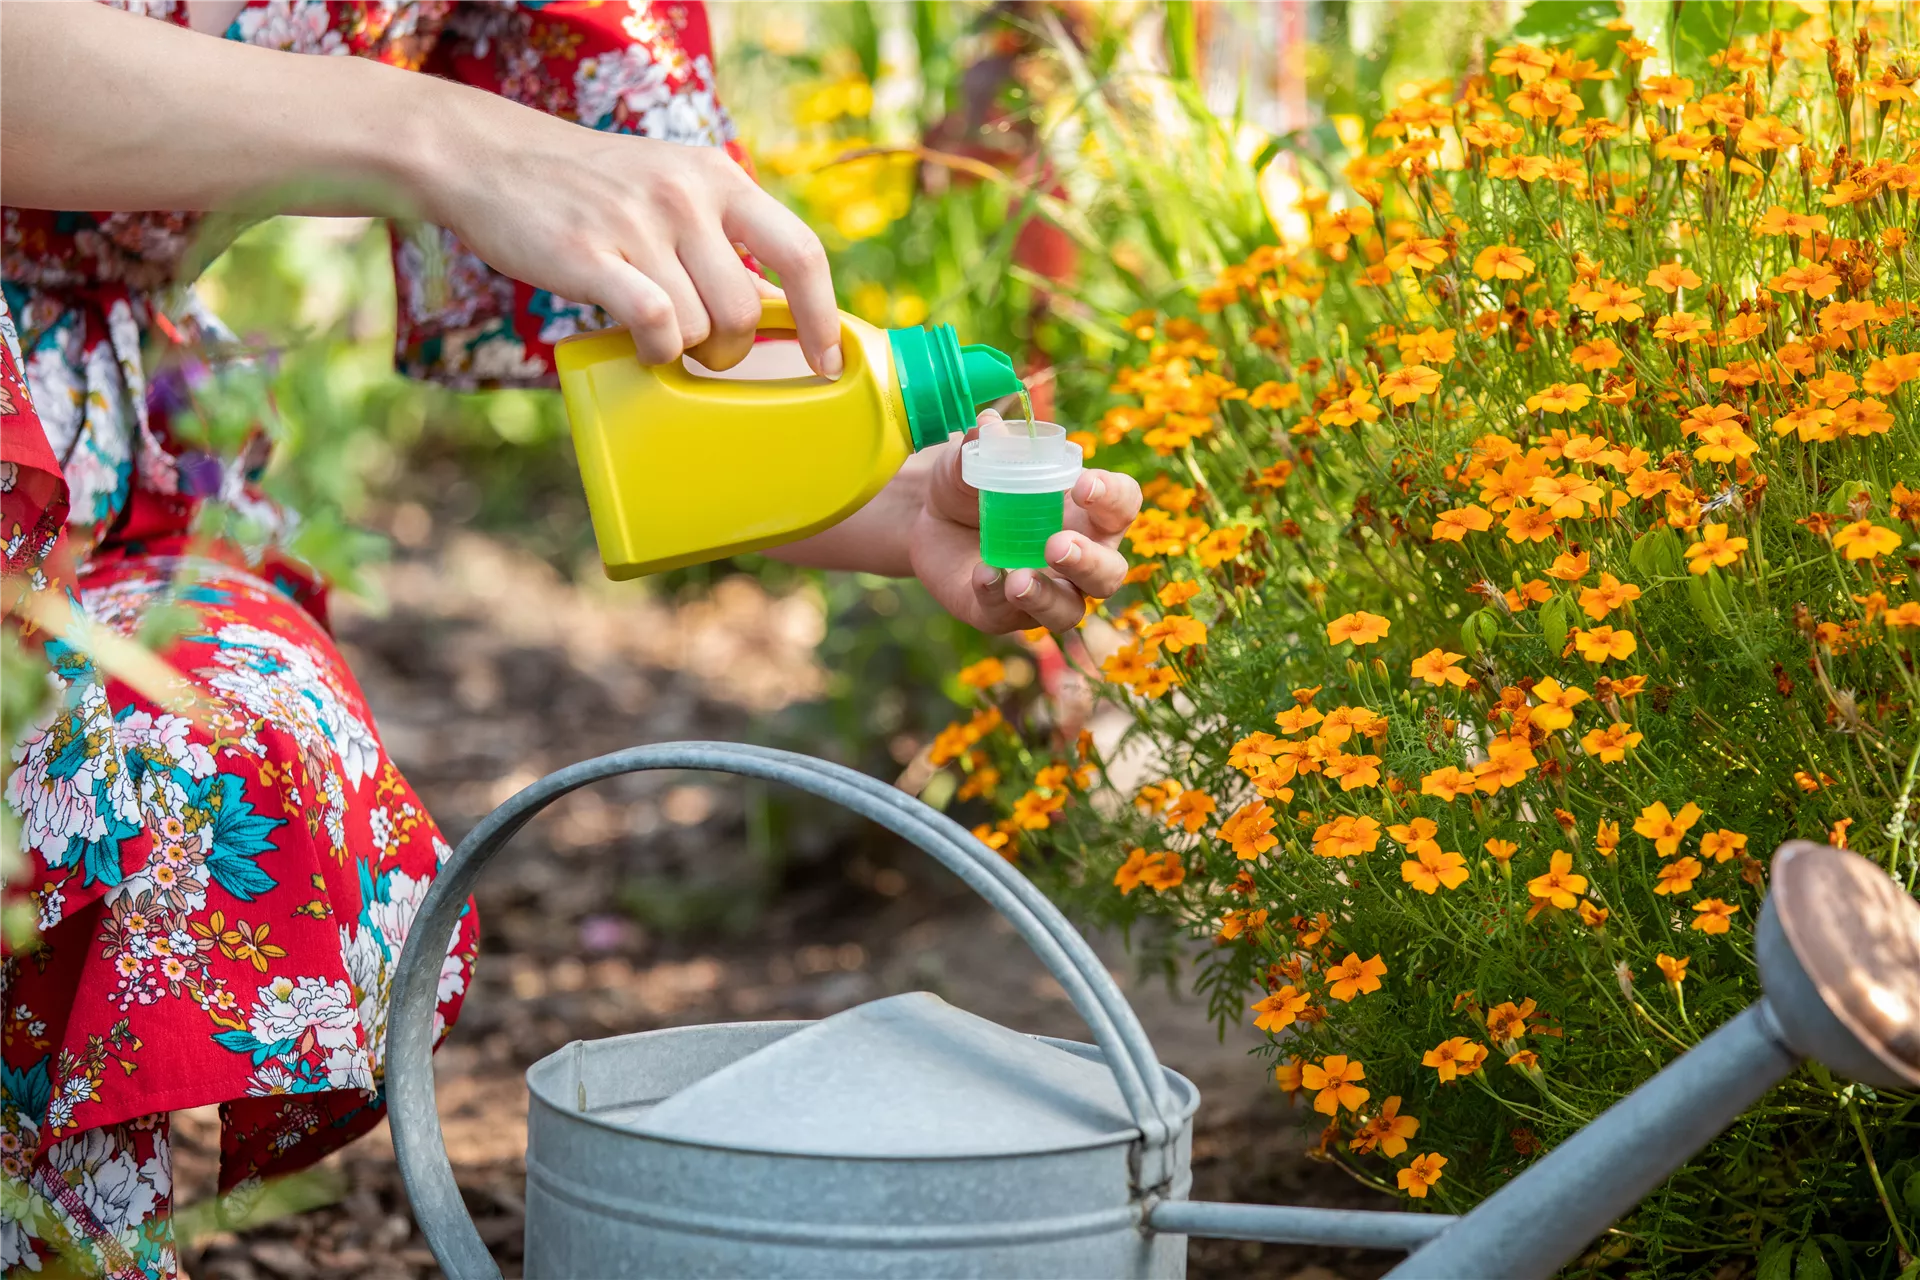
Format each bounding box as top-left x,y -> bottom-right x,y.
391,1 -> 745,390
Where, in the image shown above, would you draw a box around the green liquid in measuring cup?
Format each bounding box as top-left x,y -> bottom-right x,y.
1016,384 -> 1036,436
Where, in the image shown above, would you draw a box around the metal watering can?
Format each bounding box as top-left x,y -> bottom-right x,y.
388,743 -> 1920,1279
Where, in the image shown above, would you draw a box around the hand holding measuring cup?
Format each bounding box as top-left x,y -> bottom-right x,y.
912,411 -> 1141,634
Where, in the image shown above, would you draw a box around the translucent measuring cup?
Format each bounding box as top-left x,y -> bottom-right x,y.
961,420 -> 1084,571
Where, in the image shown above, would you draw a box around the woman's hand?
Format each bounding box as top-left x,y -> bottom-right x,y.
771,411 -> 1142,635
909,414 -> 1141,634
415,119 -> 843,377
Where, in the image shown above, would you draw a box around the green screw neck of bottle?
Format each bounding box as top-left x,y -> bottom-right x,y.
887,324 -> 1023,451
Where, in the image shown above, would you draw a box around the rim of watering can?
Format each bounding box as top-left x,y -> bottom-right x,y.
522,1018 -> 1202,1161
387,742 -> 1185,1280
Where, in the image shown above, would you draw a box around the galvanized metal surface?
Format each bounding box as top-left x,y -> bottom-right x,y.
522,1014 -> 1197,1278
1144,1201 -> 1455,1251
388,743 -> 1193,1279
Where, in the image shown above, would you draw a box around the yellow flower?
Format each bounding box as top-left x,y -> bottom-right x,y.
1525,382 -> 1592,414
1274,705 -> 1325,734
1165,789 -> 1217,833
1113,847 -> 1185,895
1596,819 -> 1620,857
1570,337 -> 1623,371
1398,1153 -> 1448,1199
1011,789 -> 1067,830
1503,504 -> 1561,543
1217,801 -> 1279,860
1421,766 -> 1478,801
1634,801 -> 1702,855
1473,244 -> 1536,280
1578,572 -> 1643,620
1484,838 -> 1518,864
1325,952 -> 1389,1001
1686,523 -> 1749,573
1140,614 -> 1208,653
1572,626 -> 1637,662
1422,1037 -> 1488,1082
1402,846 -> 1470,894
1311,814 -> 1382,859
1580,722 -> 1643,762
1251,984 -> 1312,1032
1327,611 -> 1391,646
1656,954 -> 1689,986
1274,1057 -> 1305,1098
974,824 -> 1011,855
1833,521 -> 1903,562
1157,580 -> 1202,608
1323,751 -> 1383,791
1301,1055 -> 1369,1115
1526,850 -> 1589,909
1546,550 -> 1589,581
1195,525 -> 1251,568
1410,648 -> 1470,688
1692,897 -> 1740,934
1699,829 -> 1748,863
1654,856 -> 1705,896
1526,678 -> 1588,731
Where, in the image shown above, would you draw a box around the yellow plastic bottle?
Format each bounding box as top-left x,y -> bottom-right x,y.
555,299 -> 1023,579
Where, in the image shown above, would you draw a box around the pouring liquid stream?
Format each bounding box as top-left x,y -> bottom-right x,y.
1017,384 -> 1036,437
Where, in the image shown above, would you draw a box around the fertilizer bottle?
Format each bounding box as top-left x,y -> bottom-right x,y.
557,299 -> 1059,580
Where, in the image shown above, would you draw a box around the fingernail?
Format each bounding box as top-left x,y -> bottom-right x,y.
821,343 -> 844,380
1081,476 -> 1106,504
1011,574 -> 1037,601
1049,541 -> 1080,567
973,563 -> 1004,591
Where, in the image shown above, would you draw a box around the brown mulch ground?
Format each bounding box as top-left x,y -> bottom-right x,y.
175,509 -> 1399,1280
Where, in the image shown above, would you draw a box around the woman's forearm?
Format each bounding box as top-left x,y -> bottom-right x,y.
0,1 -> 465,214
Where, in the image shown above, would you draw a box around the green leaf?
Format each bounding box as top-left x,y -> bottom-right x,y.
1514,0 -> 1616,41
1539,595 -> 1572,658
1826,480 -> 1875,515
1904,1168 -> 1920,1217
1461,607 -> 1499,659
1629,528 -> 1682,578
1756,1238 -> 1795,1280
1796,1241 -> 1833,1280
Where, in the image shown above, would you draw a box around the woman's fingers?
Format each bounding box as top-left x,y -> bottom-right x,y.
588,253 -> 683,364
1042,530 -> 1128,600
677,228 -> 764,371
724,181 -> 842,378
1067,469 -> 1145,543
1001,568 -> 1088,632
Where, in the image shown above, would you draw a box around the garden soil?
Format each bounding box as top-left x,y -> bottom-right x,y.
173,507 -> 1397,1280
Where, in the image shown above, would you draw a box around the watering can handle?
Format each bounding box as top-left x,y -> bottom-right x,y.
387,742 -> 1185,1280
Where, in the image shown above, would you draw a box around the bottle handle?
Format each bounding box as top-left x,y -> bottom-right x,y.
756,296 -> 796,334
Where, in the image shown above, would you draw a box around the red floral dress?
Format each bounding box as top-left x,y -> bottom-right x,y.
1,5 -> 736,1275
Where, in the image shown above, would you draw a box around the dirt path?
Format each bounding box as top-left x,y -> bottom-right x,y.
176,520 -> 1397,1279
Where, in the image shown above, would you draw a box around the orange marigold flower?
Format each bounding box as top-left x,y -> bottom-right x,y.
1654,856 -> 1705,896
1833,520 -> 1903,561
1886,602 -> 1920,628
1526,677 -> 1588,731
1503,504 -> 1560,543
1546,550 -> 1589,581
1301,1055 -> 1369,1115
1819,300 -> 1876,333
1398,1153 -> 1448,1199
1323,751 -> 1384,792
1410,648 -> 1470,688
1484,838 -> 1518,864
1635,801 -> 1702,856
1218,801 -> 1280,860
1645,261 -> 1701,292
1474,244 -> 1536,280
1350,1096 -> 1420,1158
1525,382 -> 1592,414
1326,952 -> 1389,1001
1421,766 -> 1478,801
1274,704 -> 1325,734
1274,1057 -> 1305,1097
1754,205 -> 1828,237
1769,263 -> 1841,298
1653,311 -> 1711,344
1572,626 -> 1637,662
1402,846 -> 1470,894
1656,953 -> 1689,986
1157,579 -> 1202,608
974,823 -> 1012,855
1506,1048 -> 1542,1069
1165,788 -> 1218,833
1380,363 -> 1443,405
1311,814 -> 1382,859
1692,897 -> 1740,934
1686,523 -> 1749,573
1578,572 -> 1642,620
1011,788 -> 1067,830
1195,525 -> 1251,569
1526,850 -> 1589,909
1327,611 -> 1391,646
1570,278 -> 1646,323
957,657 -> 1007,688
1570,338 -> 1623,371
1835,398 -> 1895,438
1248,379 -> 1302,410
1580,721 -> 1643,762
1433,504 -> 1494,542
1139,614 -> 1208,654
1251,984 -> 1313,1032
1699,829 -> 1748,863
1486,998 -> 1537,1043
1422,1037 -> 1488,1082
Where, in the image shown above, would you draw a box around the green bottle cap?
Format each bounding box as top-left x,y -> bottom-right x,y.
887,324 -> 1023,451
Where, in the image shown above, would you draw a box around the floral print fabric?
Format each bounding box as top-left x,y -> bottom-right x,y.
2,3 -> 739,1274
